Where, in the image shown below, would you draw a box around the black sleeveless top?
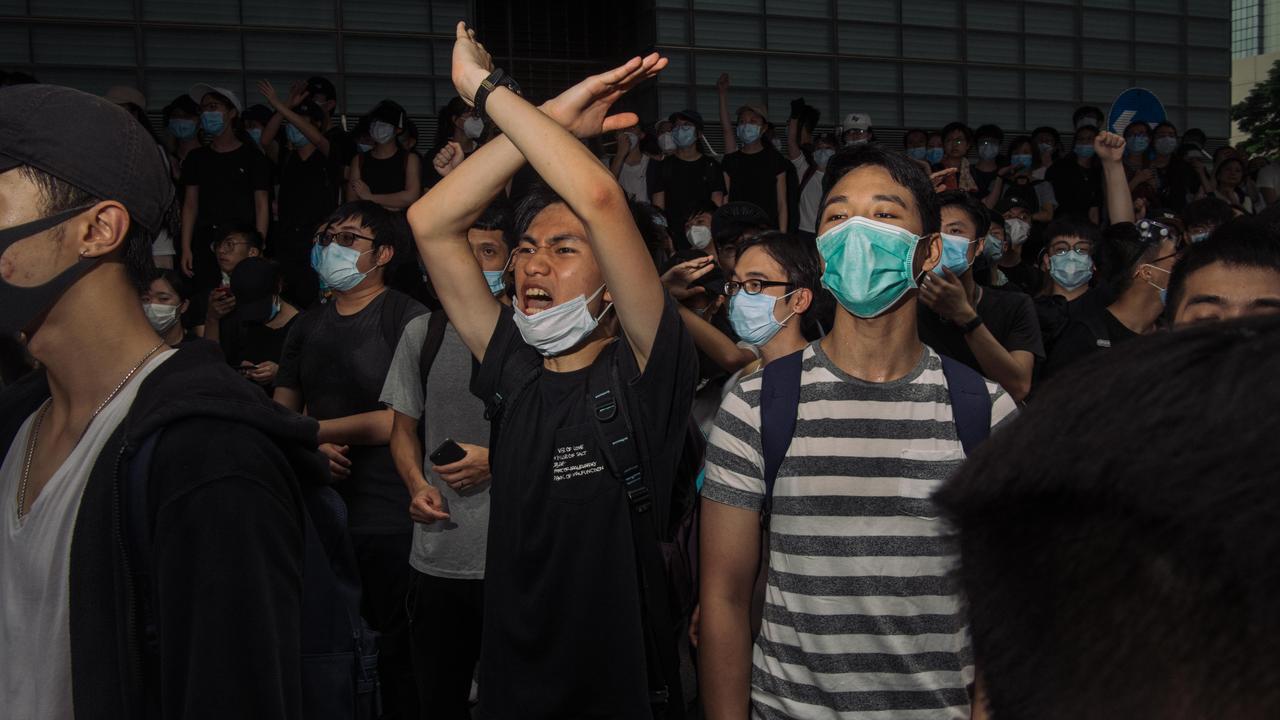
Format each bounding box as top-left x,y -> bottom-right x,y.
360,148 -> 411,195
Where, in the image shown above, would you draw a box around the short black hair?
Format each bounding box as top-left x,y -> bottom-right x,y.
940,121 -> 973,145
903,128 -> 928,148
937,190 -> 990,240
473,198 -> 514,248
935,313 -> 1280,720
513,181 -> 655,257
1183,127 -> 1208,145
1123,120 -> 1151,138
148,267 -> 193,302
1096,221 -> 1159,295
1042,218 -> 1101,252
974,124 -> 1004,143
821,144 -> 941,237
1166,218 -> 1280,321
220,221 -> 264,250
1006,134 -> 1034,156
734,231 -> 822,293
162,94 -> 200,122
1071,104 -> 1104,127
324,200 -> 405,259
1031,126 -> 1061,150
17,165 -> 155,293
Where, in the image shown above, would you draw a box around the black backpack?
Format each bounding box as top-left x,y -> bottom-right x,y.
125,432 -> 382,720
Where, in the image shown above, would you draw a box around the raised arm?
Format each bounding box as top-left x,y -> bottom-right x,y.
258,80 -> 331,156
451,23 -> 669,370
717,73 -> 737,155
1095,131 -> 1134,225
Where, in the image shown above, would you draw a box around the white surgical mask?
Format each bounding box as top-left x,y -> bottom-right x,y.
463,116 -> 485,140
312,243 -> 374,292
1005,218 -> 1031,247
658,133 -> 676,153
370,120 -> 396,144
687,225 -> 713,250
144,303 -> 181,334
512,285 -> 612,356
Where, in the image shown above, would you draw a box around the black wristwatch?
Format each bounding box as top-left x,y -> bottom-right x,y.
960,314 -> 984,335
473,68 -> 521,123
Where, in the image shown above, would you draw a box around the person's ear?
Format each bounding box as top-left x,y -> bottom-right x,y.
79,201 -> 131,259
791,287 -> 813,314
601,287 -> 613,305
919,233 -> 942,274
179,299 -> 190,315
375,243 -> 394,268
973,235 -> 985,261
249,247 -> 261,258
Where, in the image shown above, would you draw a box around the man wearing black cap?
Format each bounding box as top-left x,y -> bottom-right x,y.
0,85 -> 310,718
651,108 -> 725,248
305,75 -> 357,177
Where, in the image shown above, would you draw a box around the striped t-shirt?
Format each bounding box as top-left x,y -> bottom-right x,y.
702,341 -> 1018,720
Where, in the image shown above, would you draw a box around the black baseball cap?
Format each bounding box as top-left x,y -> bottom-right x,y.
369,99 -> 406,129
712,201 -> 772,244
306,76 -> 337,102
0,84 -> 173,234
291,100 -> 326,126
669,109 -> 704,130
242,103 -> 274,126
229,257 -> 279,323
996,187 -> 1039,215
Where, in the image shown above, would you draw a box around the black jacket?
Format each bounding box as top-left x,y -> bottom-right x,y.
0,340 -> 324,719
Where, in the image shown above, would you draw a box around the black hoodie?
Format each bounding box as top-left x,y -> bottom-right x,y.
0,340 -> 324,719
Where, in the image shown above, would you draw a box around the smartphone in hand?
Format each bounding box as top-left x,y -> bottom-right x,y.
429,439 -> 467,466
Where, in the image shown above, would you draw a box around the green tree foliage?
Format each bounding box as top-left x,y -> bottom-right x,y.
1232,59 -> 1280,158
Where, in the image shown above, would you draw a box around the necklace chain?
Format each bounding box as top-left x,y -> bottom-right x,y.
16,340 -> 167,521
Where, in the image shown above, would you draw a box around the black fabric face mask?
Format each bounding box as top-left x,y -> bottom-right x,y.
0,204 -> 99,339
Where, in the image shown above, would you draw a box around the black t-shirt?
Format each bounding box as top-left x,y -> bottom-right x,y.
918,286 -> 1045,376
180,143 -> 272,230
1042,306 -> 1138,380
1034,288 -> 1105,357
1046,157 -> 1102,220
221,314 -> 296,367
324,125 -> 356,173
471,297 -> 697,718
1000,260 -> 1045,297
972,166 -> 999,198
278,148 -> 338,231
359,148 -> 411,196
276,289 -> 427,533
653,154 -> 726,247
721,147 -> 790,225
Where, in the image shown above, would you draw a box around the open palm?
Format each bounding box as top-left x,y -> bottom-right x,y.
541,53 -> 668,139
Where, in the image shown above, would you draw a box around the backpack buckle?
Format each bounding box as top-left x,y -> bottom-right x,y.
593,389 -> 617,422
623,466 -> 651,512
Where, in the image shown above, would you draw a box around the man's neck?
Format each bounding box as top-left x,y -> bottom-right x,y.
162,322 -> 185,346
760,325 -> 808,365
740,141 -> 763,154
371,142 -> 397,159
944,156 -> 964,169
676,146 -> 700,161
210,132 -> 239,152
820,300 -> 924,383
334,280 -> 387,316
452,131 -> 476,153
626,147 -> 645,163
543,330 -> 614,374
1108,285 -> 1163,335
1053,283 -> 1088,302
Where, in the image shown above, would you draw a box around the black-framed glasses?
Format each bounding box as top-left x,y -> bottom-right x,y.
314,230 -> 375,248
724,279 -> 794,296
211,239 -> 251,253
1049,244 -> 1092,257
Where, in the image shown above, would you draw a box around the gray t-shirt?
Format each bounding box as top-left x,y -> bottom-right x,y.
380,314 -> 490,579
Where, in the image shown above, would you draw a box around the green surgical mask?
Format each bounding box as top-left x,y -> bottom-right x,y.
817,216 -> 923,319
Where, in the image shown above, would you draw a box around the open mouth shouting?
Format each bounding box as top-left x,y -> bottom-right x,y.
521,284 -> 554,314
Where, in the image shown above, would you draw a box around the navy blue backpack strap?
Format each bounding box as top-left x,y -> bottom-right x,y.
939,354 -> 992,456
124,431 -> 163,657
759,349 -> 804,518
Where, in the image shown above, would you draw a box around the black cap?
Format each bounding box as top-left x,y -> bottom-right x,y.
306,76 -> 337,102
242,103 -> 274,125
712,201 -> 771,244
996,187 -> 1039,215
0,84 -> 173,234
662,249 -> 725,297
229,257 -> 278,323
669,109 -> 704,130
370,99 -> 407,129
291,100 -> 326,125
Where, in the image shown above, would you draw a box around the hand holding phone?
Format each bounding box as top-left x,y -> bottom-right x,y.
429,439 -> 468,467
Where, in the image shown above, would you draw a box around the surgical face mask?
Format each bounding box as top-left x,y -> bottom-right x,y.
1005,218 -> 1030,247
0,204 -> 99,338
1143,264 -> 1171,305
144,302 -> 182,334
463,116 -> 485,140
484,269 -> 506,295
1011,153 -> 1033,170
1075,144 -> 1096,159
983,233 -> 1004,264
200,110 -> 226,136
729,288 -> 797,346
933,233 -> 974,276
512,285 -> 612,356
1049,252 -> 1093,291
672,125 -> 697,149
286,124 -> 310,147
735,123 -> 762,145
248,127 -> 263,145
1190,229 -> 1211,244
169,118 -> 197,140
1127,135 -> 1150,154
687,224 -> 713,250
1037,142 -> 1055,155
817,216 -> 922,319
907,147 -> 927,162
658,132 -> 676,153
978,142 -> 999,161
370,120 -> 396,144
311,242 -> 374,292
1154,137 -> 1178,156
926,147 -> 944,165
357,142 -> 373,154
813,147 -> 835,168
268,296 -> 282,322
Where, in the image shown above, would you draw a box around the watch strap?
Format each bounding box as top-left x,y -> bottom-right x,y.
473,68 -> 521,123
960,315 -> 984,334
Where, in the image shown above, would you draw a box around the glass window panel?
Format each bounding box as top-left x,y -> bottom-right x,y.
903,0 -> 958,28
904,64 -> 960,95
1185,108 -> 1227,137
1135,0 -> 1175,12
768,57 -> 830,90
1083,10 -> 1131,40
842,93 -> 900,127
432,41 -> 452,77
905,96 -> 960,127
244,33 -> 337,73
145,29 -> 240,70
1187,0 -> 1228,18
1084,0 -> 1128,7
663,51 -> 691,85
1188,48 -> 1229,76
37,69 -> 139,96
1189,19 -> 1229,47
1025,101 -> 1079,130
657,0 -> 687,7
1083,74 -> 1132,105
1135,43 -> 1181,74
838,23 -> 899,57
147,72 -> 244,113
1133,78 -> 1181,107
659,87 -> 691,119
431,0 -> 470,33
0,25 -> 29,65
968,68 -> 1020,98
696,0 -> 761,10
243,1 -> 336,28
29,0 -> 132,19
658,11 -> 688,44
344,37 -> 432,76
903,27 -> 956,59
968,33 -> 1020,64
1083,40 -> 1130,70
837,0 -> 897,23
1135,13 -> 1180,41
0,0 -> 25,13
768,18 -> 830,52
1188,80 -> 1229,107
1025,71 -> 1075,101
696,88 -> 761,121
1162,106 -> 1185,131
968,99 -> 1022,133
769,92 -> 830,126
838,61 -> 899,94
968,2 -> 1019,32
1028,37 -> 1074,67
346,76 -> 432,116
767,0 -> 831,18
694,55 -> 763,86
33,25 -> 135,66
695,13 -> 761,49
1025,5 -> 1074,36
343,0 -> 431,33
142,0 -> 238,23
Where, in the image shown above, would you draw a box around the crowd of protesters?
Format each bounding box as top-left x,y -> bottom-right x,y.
3,19 -> 1280,720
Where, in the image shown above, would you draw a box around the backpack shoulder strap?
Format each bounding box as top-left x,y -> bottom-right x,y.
378,290 -> 412,352
798,160 -> 818,192
587,346 -> 652,518
418,310 -> 450,386
759,349 -> 804,513
124,431 -> 164,657
939,354 -> 992,456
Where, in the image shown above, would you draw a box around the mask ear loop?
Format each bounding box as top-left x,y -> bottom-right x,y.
775,288 -> 800,326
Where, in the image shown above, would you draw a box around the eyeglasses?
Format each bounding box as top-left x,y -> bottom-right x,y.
212,239 -> 251,253
724,279 -> 794,296
314,230 -> 375,248
1049,244 -> 1091,257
